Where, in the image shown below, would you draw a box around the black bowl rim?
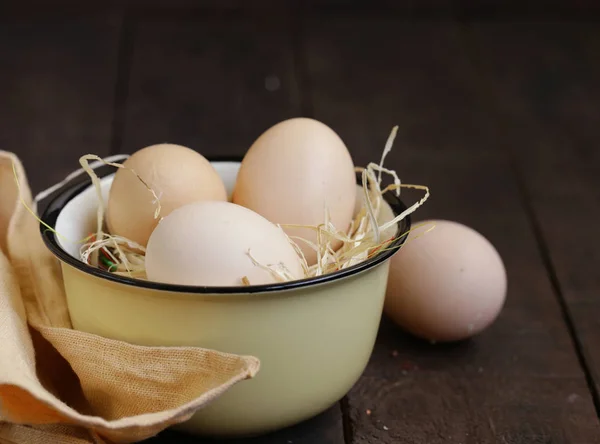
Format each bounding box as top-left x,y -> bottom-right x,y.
39,155 -> 411,294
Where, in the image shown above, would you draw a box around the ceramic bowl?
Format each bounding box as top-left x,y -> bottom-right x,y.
40,158 -> 411,437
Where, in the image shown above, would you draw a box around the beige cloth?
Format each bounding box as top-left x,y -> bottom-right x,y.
0,151 -> 261,443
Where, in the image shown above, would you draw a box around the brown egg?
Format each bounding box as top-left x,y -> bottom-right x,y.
232,118 -> 357,265
384,219 -> 507,342
107,143 -> 227,246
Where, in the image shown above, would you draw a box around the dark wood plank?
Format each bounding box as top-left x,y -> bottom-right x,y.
2,0 -> 600,19
0,15 -> 121,194
468,18 -> 600,409
120,12 -> 302,158
301,18 -> 501,166
0,0 -> 285,15
452,0 -> 600,18
299,0 -> 454,15
303,16 -> 600,443
123,12 -> 344,444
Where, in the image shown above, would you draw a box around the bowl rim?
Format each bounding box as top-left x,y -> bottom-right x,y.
39,155 -> 411,294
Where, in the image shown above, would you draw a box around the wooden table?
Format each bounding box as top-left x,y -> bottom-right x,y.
2,3 -> 600,443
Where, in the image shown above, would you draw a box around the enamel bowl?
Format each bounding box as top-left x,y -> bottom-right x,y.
40,158 -> 411,438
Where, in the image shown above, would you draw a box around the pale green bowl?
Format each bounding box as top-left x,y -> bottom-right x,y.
40,158 -> 411,438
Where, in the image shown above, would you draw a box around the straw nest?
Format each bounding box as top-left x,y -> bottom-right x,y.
23,126 -> 430,285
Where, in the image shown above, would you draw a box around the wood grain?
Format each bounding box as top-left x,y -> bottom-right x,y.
468,18 -> 600,412
120,12 -> 302,157
303,17 -> 600,443
0,16 -> 121,195
122,11 -> 344,444
299,0 -> 454,15
4,9 -> 599,444
452,0 -> 600,17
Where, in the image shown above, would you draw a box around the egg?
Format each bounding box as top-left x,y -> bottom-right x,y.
107,143 -> 227,247
232,118 -> 357,265
145,200 -> 305,287
384,219 -> 507,342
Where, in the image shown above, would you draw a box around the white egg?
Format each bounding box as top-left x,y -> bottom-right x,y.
384,219 -> 507,342
145,201 -> 305,287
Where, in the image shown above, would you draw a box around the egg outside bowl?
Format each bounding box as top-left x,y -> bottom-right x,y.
39,157 -> 411,438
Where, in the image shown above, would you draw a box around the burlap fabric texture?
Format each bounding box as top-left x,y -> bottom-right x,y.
0,151 -> 261,443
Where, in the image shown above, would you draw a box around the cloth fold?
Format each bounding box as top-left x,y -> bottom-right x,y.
0,151 -> 260,443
